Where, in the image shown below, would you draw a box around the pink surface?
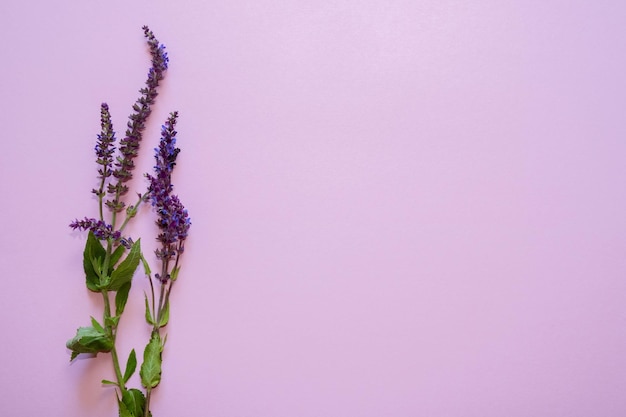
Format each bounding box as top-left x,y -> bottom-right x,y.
1,1 -> 626,416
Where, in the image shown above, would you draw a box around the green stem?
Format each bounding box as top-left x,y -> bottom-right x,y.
110,344 -> 126,394
144,246 -> 185,415
102,291 -> 127,395
96,165 -> 109,222
111,210 -> 118,232
119,191 -> 150,233
149,274 -> 156,324
145,387 -> 152,417
101,239 -> 113,280
158,282 -> 174,330
155,281 -> 166,330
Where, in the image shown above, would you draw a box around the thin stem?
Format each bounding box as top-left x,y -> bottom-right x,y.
109,345 -> 126,394
119,191 -> 150,233
155,281 -> 167,330
102,291 -> 127,395
149,276 -> 156,323
158,282 -> 174,331
145,387 -> 153,417
171,243 -> 183,277
101,239 -> 113,280
155,247 -> 182,329
101,291 -> 111,329
97,182 -> 105,222
111,209 -> 119,231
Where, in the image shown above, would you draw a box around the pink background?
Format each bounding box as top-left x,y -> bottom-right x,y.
2,1 -> 626,416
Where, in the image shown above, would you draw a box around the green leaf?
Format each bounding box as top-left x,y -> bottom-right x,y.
115,282 -> 132,316
118,401 -> 133,417
107,239 -> 141,291
170,265 -> 180,281
90,257 -> 106,281
105,316 -> 120,328
140,334 -> 162,389
66,325 -> 113,360
101,379 -> 118,386
140,255 -> 151,276
144,293 -> 155,325
90,316 -> 105,333
83,232 -> 106,291
121,388 -> 146,417
123,349 -> 137,383
158,300 -> 170,327
109,244 -> 126,273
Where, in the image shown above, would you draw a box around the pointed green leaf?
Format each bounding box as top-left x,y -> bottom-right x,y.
140,334 -> 162,389
123,349 -> 137,383
144,293 -> 155,325
158,300 -> 170,327
90,316 -> 105,333
121,388 -> 146,417
118,401 -> 133,417
115,282 -> 132,316
83,232 -> 106,291
90,257 -> 106,281
107,239 -> 141,291
140,254 -> 151,276
101,379 -> 118,386
109,244 -> 126,273
170,265 -> 180,281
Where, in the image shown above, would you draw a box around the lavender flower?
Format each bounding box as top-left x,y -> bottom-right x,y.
70,217 -> 122,241
147,112 -> 191,262
154,195 -> 190,256
107,26 -> 169,213
92,103 -> 116,198
148,112 -> 179,206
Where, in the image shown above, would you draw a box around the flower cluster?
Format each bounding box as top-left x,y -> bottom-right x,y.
154,195 -> 190,260
147,112 -> 191,262
106,26 -> 169,213
70,217 -> 121,241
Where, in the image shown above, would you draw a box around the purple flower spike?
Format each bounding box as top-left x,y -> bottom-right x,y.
70,217 -> 122,241
92,103 -> 116,198
143,25 -> 169,76
106,26 -> 169,213
147,112 -> 191,261
148,111 -> 180,208
95,104 -> 116,175
156,195 -> 191,246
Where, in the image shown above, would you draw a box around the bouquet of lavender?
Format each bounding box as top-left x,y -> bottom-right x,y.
66,27 -> 190,417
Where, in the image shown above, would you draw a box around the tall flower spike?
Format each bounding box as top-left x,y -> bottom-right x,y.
148,111 -> 180,209
147,112 -> 191,261
106,26 -> 169,213
92,103 -> 116,197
